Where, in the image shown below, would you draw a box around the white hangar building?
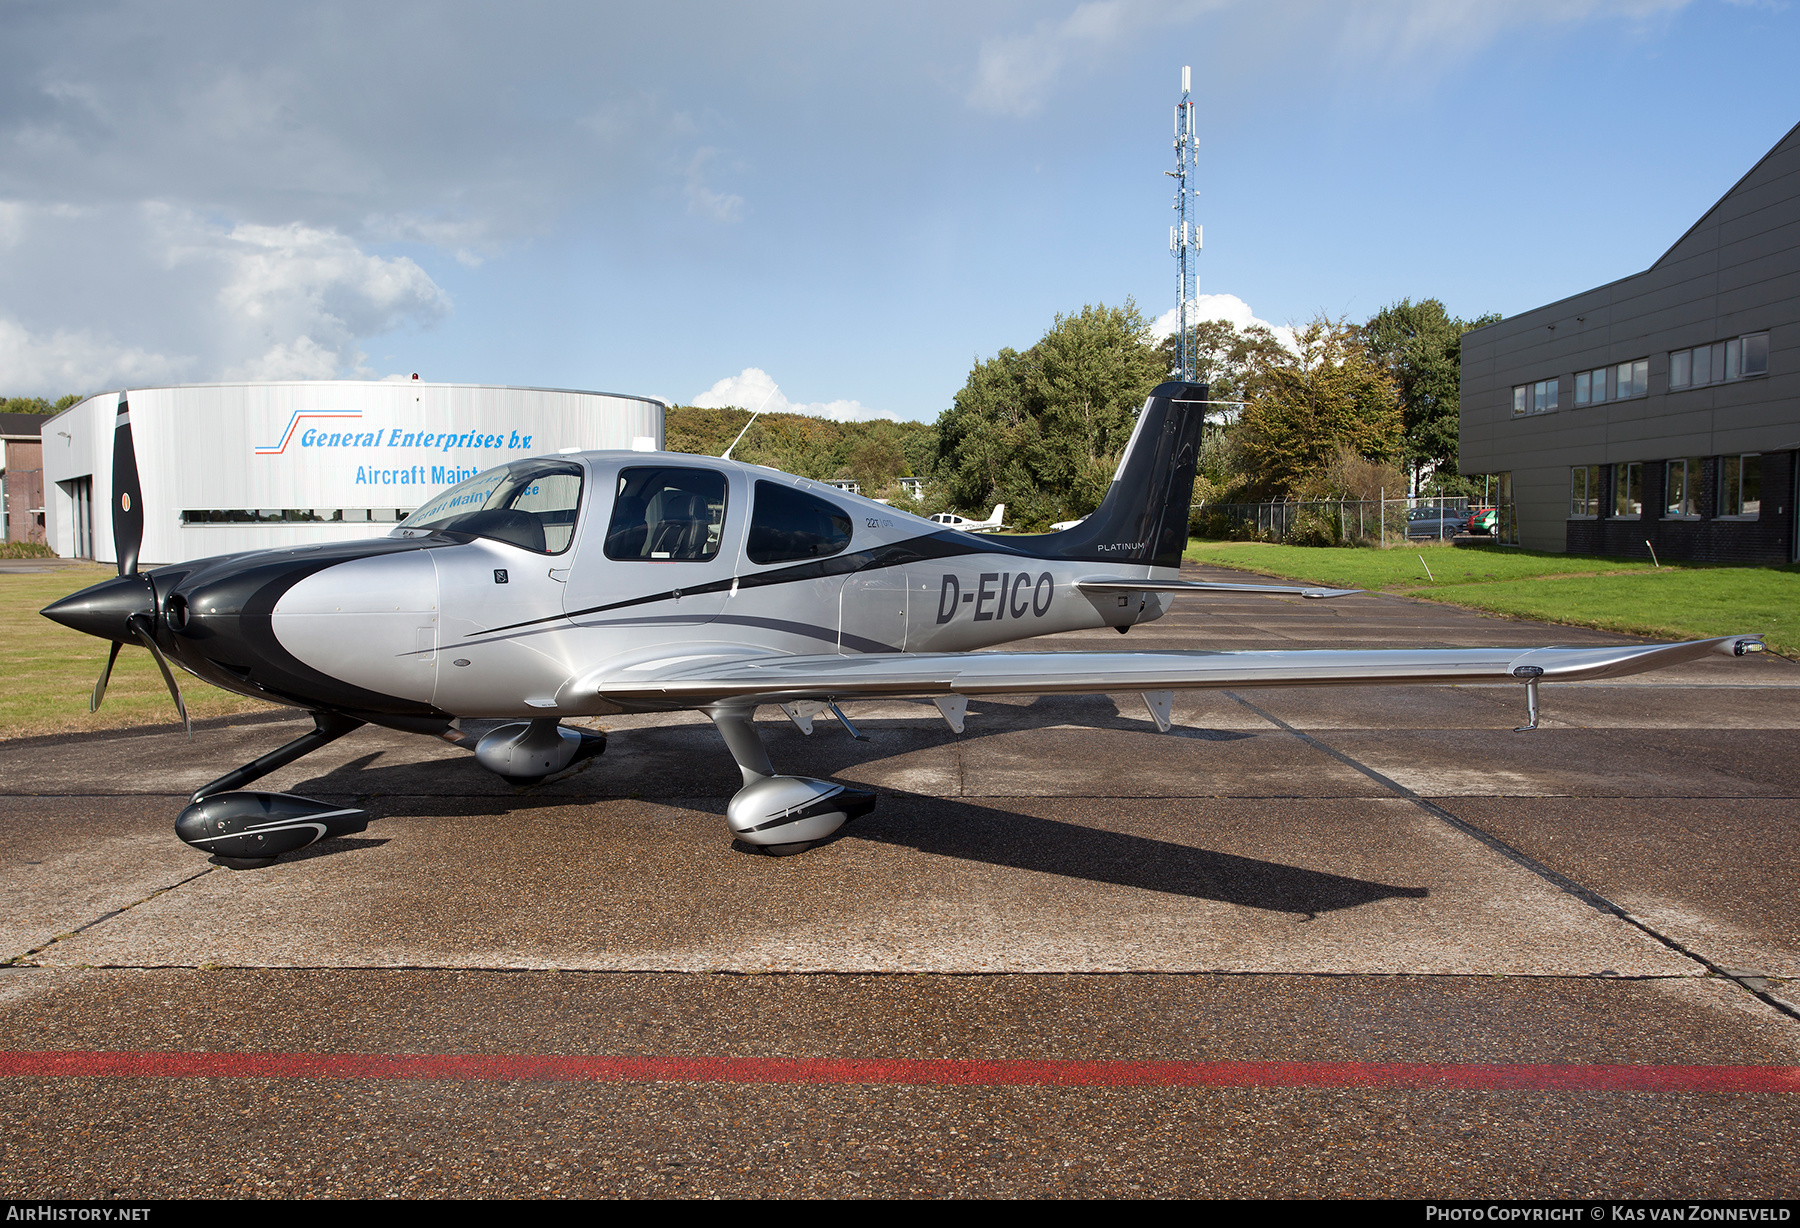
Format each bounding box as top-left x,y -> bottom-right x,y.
42,381 -> 664,566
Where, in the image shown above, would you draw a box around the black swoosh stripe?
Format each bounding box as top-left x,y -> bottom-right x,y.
476,531 -> 999,638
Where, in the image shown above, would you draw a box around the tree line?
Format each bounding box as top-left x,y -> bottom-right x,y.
0,395 -> 82,416
21,296 -> 1495,535
667,296 -> 1498,531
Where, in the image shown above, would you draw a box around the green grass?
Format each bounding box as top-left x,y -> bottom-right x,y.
1184,539 -> 1799,653
2,566 -> 276,740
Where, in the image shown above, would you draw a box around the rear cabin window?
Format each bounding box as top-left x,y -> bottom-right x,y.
604,466 -> 728,561
747,481 -> 853,565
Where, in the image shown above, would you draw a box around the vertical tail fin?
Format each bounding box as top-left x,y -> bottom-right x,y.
1019,381 -> 1205,568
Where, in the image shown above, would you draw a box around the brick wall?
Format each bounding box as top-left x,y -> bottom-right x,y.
3,439 -> 45,545
1564,450 -> 1794,564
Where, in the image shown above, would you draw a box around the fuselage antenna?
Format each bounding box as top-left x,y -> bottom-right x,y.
722,386 -> 780,460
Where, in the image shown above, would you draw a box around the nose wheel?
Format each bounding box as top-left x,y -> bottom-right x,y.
174,711 -> 372,868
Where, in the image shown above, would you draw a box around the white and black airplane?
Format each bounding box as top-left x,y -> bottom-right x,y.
928,504 -> 1007,533
43,381 -> 1765,866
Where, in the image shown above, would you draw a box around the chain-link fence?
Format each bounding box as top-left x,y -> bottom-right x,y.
1192,496 -> 1491,547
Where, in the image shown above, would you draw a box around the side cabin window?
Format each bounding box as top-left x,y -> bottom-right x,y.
747,480 -> 852,565
399,460 -> 583,555
605,466 -> 728,561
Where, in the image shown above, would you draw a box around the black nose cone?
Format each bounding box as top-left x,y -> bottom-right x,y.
42,573 -> 156,642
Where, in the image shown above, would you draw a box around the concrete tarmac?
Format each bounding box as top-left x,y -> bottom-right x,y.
3,563 -> 1798,1198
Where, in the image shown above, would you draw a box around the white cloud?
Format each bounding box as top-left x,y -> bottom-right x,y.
1331,0 -> 1691,67
0,318 -> 188,393
363,212 -> 495,267
189,217 -> 450,381
691,367 -> 896,423
968,1 -> 1138,118
0,202 -> 24,250
1151,293 -> 1296,353
970,0 -> 1692,117
683,148 -> 744,223
0,202 -> 450,394
968,0 -> 1225,117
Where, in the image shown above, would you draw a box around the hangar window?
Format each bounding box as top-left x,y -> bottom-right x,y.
1720,455 -> 1761,518
398,460 -> 584,555
1574,367 -> 1607,406
1613,358 -> 1649,399
1512,381 -> 1560,416
1612,462 -> 1642,519
1664,458 -> 1703,518
746,481 -> 853,565
1669,333 -> 1767,390
1569,466 -> 1601,518
605,466 -> 728,561
183,508 -> 411,524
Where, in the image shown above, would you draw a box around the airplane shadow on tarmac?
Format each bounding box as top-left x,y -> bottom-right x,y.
844,798 -> 1427,918
270,716 -> 1428,918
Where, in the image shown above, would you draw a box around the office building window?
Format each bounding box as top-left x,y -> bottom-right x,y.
1613,462 -> 1642,518
1570,465 -> 1601,517
1720,455 -> 1761,518
1664,457 -> 1702,517
1574,368 -> 1608,406
1511,385 -> 1526,417
1668,332 -> 1768,390
1534,378 -> 1559,414
1613,358 -> 1649,399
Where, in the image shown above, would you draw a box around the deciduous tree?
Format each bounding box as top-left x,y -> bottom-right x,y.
1237,315 -> 1401,499
935,301 -> 1165,530
1156,318 -> 1288,408
1357,298 -> 1499,491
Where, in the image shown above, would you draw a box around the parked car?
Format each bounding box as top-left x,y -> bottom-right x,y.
1465,506 -> 1498,535
1405,506 -> 1464,540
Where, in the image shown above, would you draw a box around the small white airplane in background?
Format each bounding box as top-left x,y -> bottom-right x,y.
43,380 -> 1765,867
929,504 -> 1007,533
1049,515 -> 1089,532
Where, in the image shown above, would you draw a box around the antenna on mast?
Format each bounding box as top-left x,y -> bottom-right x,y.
1167,64 -> 1201,382
721,384 -> 780,460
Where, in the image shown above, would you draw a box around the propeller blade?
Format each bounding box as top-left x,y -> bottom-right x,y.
128,613 -> 189,736
112,393 -> 144,576
90,640 -> 124,713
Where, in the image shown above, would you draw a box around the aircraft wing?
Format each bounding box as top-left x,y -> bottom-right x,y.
580,635 -> 1764,707
1075,576 -> 1360,600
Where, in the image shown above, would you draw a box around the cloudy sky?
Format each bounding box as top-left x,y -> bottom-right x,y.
1,1 -> 1795,419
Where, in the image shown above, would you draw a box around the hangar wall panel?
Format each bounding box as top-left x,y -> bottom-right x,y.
42,382 -> 663,566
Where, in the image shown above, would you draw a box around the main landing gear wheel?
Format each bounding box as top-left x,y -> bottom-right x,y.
708,704 -> 879,854
759,841 -> 814,858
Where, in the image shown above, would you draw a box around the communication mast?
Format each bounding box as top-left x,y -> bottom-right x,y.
1167,65 -> 1201,381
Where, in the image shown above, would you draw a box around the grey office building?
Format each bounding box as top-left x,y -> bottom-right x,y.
1460,120 -> 1798,564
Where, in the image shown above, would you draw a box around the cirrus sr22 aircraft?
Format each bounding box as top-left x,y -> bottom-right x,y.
44,381 -> 1765,866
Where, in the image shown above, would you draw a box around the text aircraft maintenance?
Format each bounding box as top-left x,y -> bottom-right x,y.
45,381 -> 1766,867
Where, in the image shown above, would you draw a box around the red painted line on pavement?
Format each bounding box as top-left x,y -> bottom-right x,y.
2,1052 -> 1798,1092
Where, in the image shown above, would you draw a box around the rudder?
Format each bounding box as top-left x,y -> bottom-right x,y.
1016,380 -> 1206,568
